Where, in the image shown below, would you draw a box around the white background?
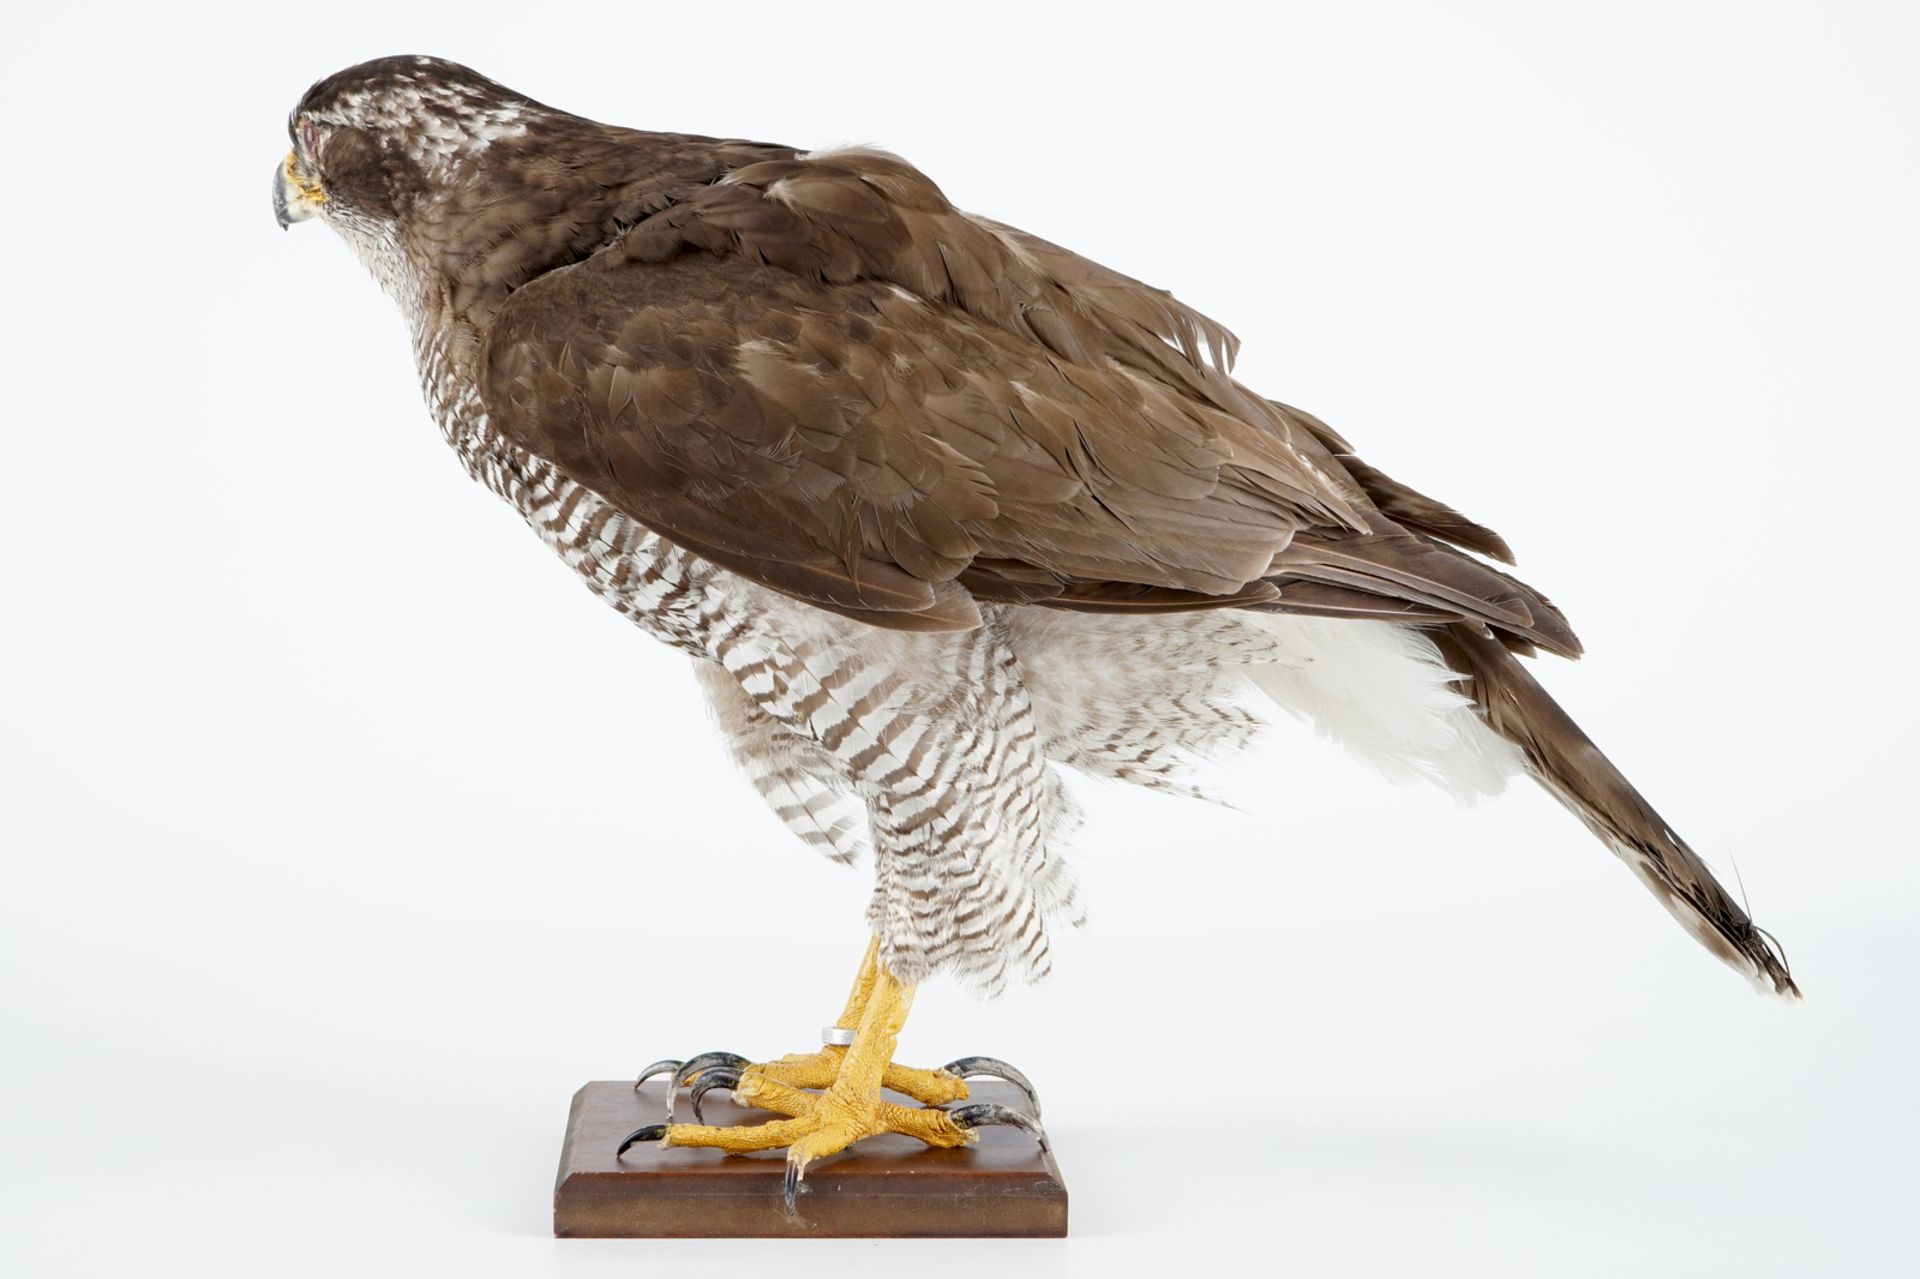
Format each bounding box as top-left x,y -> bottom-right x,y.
4,3 -> 1915,1275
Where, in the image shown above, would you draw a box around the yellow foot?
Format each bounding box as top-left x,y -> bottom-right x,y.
623,1063 -> 1046,1216
632,934 -> 1041,1122
619,940 -> 1046,1215
635,1048 -> 1038,1120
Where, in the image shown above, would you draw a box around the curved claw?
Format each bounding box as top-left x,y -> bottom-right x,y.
671,1051 -> 749,1090
633,1058 -> 683,1092
667,1051 -> 750,1121
948,1102 -> 1050,1153
615,1124 -> 668,1158
940,1056 -> 1043,1118
783,1153 -> 805,1219
690,1065 -> 742,1124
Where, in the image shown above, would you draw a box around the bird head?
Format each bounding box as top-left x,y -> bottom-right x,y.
275,55 -> 573,320
274,55 -> 534,231
274,55 -> 763,328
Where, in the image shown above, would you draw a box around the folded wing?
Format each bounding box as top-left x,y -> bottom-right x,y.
481,145 -> 1577,655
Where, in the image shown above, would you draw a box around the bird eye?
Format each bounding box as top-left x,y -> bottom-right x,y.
300,117 -> 321,158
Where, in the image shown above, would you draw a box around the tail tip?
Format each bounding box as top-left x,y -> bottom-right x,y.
1746,927 -> 1801,1001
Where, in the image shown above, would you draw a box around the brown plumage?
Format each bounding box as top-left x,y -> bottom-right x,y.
1433,627 -> 1796,993
485,143 -> 1580,652
279,55 -> 1795,998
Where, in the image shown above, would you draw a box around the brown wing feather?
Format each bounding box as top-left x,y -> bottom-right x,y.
483,250 -> 1327,627
1269,524 -> 1580,657
611,149 -> 1367,528
1282,401 -> 1517,564
482,143 -> 1578,651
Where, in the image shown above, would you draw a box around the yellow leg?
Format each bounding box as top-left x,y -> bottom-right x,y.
681,937 -> 972,1107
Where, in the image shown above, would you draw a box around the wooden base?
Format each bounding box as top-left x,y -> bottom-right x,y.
554,1080 -> 1067,1238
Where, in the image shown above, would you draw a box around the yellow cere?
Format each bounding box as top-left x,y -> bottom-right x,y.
283,151 -> 326,204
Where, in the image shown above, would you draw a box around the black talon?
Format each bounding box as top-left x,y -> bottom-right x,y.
782,1155 -> 804,1218
667,1051 -> 750,1121
690,1065 -> 742,1124
633,1059 -> 682,1091
671,1051 -> 749,1089
615,1124 -> 668,1157
948,1102 -> 1050,1152
940,1056 -> 1043,1118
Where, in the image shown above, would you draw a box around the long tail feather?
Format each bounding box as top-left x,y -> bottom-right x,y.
1430,625 -> 1799,998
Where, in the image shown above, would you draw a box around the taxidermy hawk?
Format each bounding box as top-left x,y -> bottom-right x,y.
277,55 -> 1796,1210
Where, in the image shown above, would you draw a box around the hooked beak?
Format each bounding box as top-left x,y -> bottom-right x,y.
274,151 -> 323,230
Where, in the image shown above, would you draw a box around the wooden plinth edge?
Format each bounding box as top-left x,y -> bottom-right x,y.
555,1080 -> 1067,1238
